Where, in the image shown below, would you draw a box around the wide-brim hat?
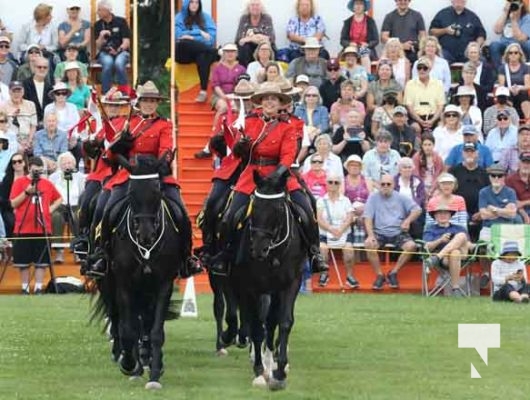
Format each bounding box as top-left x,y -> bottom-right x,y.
221,43 -> 238,52
347,0 -> 371,12
343,154 -> 362,169
250,82 -> 292,105
48,82 -> 72,99
226,79 -> 257,100
342,45 -> 359,58
443,104 -> 462,116
454,86 -> 475,98
64,61 -> 81,72
137,80 -> 167,101
301,37 -> 322,49
501,241 -> 522,256
437,172 -> 457,184
102,87 -> 130,105
428,203 -> 456,219
277,78 -> 302,96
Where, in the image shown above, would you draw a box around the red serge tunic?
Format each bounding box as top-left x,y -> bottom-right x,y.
234,115 -> 301,195
104,115 -> 179,190
211,114 -> 244,181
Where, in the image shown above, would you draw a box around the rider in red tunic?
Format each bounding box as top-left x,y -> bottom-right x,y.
210,82 -> 328,274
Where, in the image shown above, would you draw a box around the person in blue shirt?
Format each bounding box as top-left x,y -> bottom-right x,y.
445,124 -> 493,169
175,0 -> 218,103
423,203 -> 469,297
485,110 -> 519,163
429,0 -> 486,63
32,113 -> 68,174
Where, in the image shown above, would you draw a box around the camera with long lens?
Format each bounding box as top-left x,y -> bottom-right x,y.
31,169 -> 41,184
450,23 -> 463,38
63,168 -> 74,181
509,0 -> 521,12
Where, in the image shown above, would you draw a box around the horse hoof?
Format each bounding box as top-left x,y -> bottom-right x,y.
129,375 -> 142,382
216,348 -> 228,357
145,381 -> 163,390
252,375 -> 267,388
268,377 -> 287,391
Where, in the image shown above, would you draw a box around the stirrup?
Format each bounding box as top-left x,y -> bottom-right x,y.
310,254 -> 329,274
72,236 -> 89,259
180,255 -> 203,278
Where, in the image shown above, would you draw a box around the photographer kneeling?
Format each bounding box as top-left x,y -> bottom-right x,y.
49,152 -> 85,263
10,157 -> 62,294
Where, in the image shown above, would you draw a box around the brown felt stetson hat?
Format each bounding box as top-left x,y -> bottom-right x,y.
250,82 -> 292,105
226,79 -> 257,100
136,80 -> 167,101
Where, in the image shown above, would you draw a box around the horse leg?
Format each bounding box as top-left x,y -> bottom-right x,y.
117,290 -> 143,377
264,294 -> 280,379
209,276 -> 227,354
139,308 -> 154,368
245,298 -> 266,388
221,282 -> 238,347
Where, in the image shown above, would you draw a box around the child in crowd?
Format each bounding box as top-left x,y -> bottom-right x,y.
492,241 -> 529,303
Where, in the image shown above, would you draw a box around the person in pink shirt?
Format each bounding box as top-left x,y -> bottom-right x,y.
302,152 -> 327,199
329,79 -> 365,132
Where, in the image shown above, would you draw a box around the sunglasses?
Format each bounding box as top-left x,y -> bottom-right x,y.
311,159 -> 323,164
328,67 -> 340,72
12,159 -> 24,164
497,116 -> 509,121
417,65 -> 429,71
0,44 -> 10,49
445,113 -> 459,118
55,91 -> 69,96
489,174 -> 505,178
380,182 -> 393,187
327,180 -> 341,185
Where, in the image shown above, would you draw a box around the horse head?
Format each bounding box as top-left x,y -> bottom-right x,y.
249,170 -> 289,261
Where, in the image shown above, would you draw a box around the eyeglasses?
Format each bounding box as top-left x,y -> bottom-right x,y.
327,180 -> 341,185
327,67 -> 340,72
12,159 -> 24,164
36,65 -> 48,70
417,65 -> 429,71
311,159 -> 323,164
0,44 -> 10,49
445,113 -> 459,118
305,93 -> 318,97
489,174 -> 505,178
497,116 -> 509,121
380,182 -> 393,187
55,91 -> 69,96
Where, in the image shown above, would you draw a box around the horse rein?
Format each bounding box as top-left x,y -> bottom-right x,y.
252,190 -> 291,253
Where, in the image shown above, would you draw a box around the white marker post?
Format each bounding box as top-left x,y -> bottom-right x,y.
458,324 -> 501,378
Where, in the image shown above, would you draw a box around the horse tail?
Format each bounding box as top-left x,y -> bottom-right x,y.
89,276 -> 117,334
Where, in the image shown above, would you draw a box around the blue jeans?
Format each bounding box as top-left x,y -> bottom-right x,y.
489,38 -> 530,72
97,50 -> 130,93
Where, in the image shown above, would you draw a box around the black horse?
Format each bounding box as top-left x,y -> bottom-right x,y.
231,170 -> 306,390
92,154 -> 184,390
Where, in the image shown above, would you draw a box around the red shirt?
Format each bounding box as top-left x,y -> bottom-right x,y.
302,170 -> 327,198
506,172 -> 530,202
10,176 -> 62,235
350,17 -> 367,45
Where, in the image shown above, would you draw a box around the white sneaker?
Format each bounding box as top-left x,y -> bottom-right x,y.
54,250 -> 64,264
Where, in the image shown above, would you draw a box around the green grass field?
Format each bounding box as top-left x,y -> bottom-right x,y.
0,293 -> 528,400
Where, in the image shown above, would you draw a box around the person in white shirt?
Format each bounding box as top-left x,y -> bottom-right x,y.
433,104 -> 463,161
491,241 -> 529,303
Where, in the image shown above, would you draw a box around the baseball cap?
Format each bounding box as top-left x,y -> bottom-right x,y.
327,58 -> 341,70
462,125 -> 478,135
392,105 -> 408,116
9,81 -> 23,90
295,74 -> 309,84
497,109 -> 510,118
0,36 -> 10,44
463,142 -> 477,151
495,86 -> 510,97
437,173 -> 457,184
417,57 -> 432,68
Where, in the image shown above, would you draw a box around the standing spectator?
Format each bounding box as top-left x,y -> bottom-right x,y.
329,80 -> 365,129
381,38 -> 410,90
175,0 -> 217,103
380,0 -> 426,64
54,44 -> 88,84
445,124 -> 492,169
362,130 -> 401,187
33,112 -> 68,173
384,105 -> 418,157
500,124 -> 530,174
340,0 -> 378,73
62,61 -> 89,110
483,86 -> 520,135
22,56 -> 53,128
485,109 -> 518,163
16,45 -> 45,84
246,42 -> 276,83
506,152 -> 530,223
234,0 -> 276,67
10,156 -> 62,294
341,46 -> 368,101
411,36 -> 451,94
0,152 -> 28,237
57,2 -> 90,63
0,36 -> 17,85
1,81 -> 38,154
497,43 -> 530,121
364,173 -> 422,289
492,241 -> 529,303
319,58 -> 346,111
285,37 -> 327,88
94,0 -> 131,93
412,133 -> 445,199
366,59 -> 403,113
44,82 -> 80,134
285,0 -> 328,61
429,0 -> 486,63
449,142 -> 490,241
432,104 -> 463,161
452,84 -> 483,132
464,41 -> 496,96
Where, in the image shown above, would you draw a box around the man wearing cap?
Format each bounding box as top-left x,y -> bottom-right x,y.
485,109 -> 518,163
58,2 -> 91,63
448,142 -> 489,241
384,105 -> 418,157
0,36 -> 17,86
285,1 -> 328,61
380,0 -> 426,64
506,151 -> 530,223
445,124 -> 493,169
54,45 -> 88,84
286,37 -> 327,88
15,44 -> 46,84
403,56 -> 445,134
499,124 -> 530,174
483,87 -> 519,135
319,58 -> 346,111
22,57 -> 53,128
94,0 -> 131,93
423,203 -> 469,297
362,130 -> 401,187
429,0 -> 486,64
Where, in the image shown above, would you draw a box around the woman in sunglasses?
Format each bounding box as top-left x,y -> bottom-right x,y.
432,104 -> 463,161
498,43 -> 530,122
44,82 -> 79,135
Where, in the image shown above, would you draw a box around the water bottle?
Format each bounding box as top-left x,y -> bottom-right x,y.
78,158 -> 85,174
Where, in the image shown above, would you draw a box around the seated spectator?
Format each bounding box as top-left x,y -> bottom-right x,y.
22,57 -> 53,128
464,41 -> 496,96
506,151 -> 530,223
16,44 -> 44,84
44,82 -> 80,134
381,38 -> 410,89
1,81 -> 38,154
246,42 -> 276,83
49,151 -> 85,263
294,74 -> 309,94
485,109 -> 518,163
0,80 -> 8,106
393,157 -> 425,238
384,105 -> 418,157
0,36 -> 17,86
340,46 -> 368,101
448,142 -> 490,242
16,3 -> 59,67
404,56 -> 445,135
343,154 -> 370,243
0,152 -> 28,237
319,58 -> 346,111
452,85 -> 483,133
362,130 -> 401,188
0,111 -> 18,154
426,172 -> 468,229
423,203 -> 469,297
332,109 -> 370,162
445,125 -> 492,169
285,37 -> 327,88
33,112 -> 68,173
329,80 -> 365,130
258,61 -> 283,83
492,241 -> 529,303
371,88 -> 399,137
301,133 -> 343,178
62,61 -> 89,110
316,173 -> 356,288
497,42 -> 530,121
429,0 -> 486,63
483,86 -> 520,135
500,124 -> 530,174
490,1 -> 530,72
57,2 -> 90,63
412,133 -> 444,199
380,0 -> 426,64
302,152 -> 327,199
411,36 -> 451,94
364,173 -> 422,289
285,0 -> 328,61
452,62 -> 488,112
432,105 -> 463,161
54,44 -> 88,84
340,0 -> 378,73
94,0 -> 131,93
234,0 -> 276,67
175,0 -> 217,103
366,59 -> 402,113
